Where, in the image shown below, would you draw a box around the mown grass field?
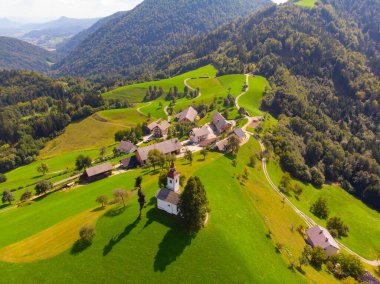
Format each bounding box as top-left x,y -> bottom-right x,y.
295,0 -> 318,8
103,65 -> 218,103
40,109 -> 146,158
266,158 -> 380,260
0,141 -> 339,283
239,76 -> 269,117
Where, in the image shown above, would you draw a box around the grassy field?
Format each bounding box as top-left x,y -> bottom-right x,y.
0,140 -> 339,283
239,76 -> 269,117
266,158 -> 380,260
295,0 -> 318,7
103,65 -> 218,103
40,109 -> 146,158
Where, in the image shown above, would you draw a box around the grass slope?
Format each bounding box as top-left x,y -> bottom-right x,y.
0,144 -> 329,283
238,76 -> 269,116
295,0 -> 318,8
40,109 -> 146,158
266,159 -> 380,260
103,65 -> 218,103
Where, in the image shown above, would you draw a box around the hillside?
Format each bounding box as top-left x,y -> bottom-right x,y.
158,0 -> 380,209
53,0 -> 271,78
0,36 -> 57,72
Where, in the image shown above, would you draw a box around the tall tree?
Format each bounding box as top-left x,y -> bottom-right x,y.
35,180 -> 53,195
310,197 -> 329,219
113,189 -> 128,208
135,176 -> 143,190
96,195 -> 109,208
179,176 -> 208,234
2,190 -> 14,204
137,189 -> 146,219
75,155 -> 92,170
37,163 -> 49,176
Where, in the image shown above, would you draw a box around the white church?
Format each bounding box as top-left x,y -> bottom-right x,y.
156,162 -> 181,215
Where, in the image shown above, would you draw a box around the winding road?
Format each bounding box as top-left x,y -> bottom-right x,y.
237,73 -> 379,266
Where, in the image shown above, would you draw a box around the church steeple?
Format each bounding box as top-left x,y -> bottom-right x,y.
167,161 -> 180,193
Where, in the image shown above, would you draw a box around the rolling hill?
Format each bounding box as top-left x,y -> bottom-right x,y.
0,36 -> 57,72
157,0 -> 380,209
53,0 -> 271,78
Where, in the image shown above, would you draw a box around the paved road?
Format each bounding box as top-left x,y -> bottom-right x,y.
249,132 -> 380,266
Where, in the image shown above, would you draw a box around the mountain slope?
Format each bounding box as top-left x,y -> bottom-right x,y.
158,0 -> 380,209
54,0 -> 270,78
56,12 -> 127,55
0,36 -> 57,72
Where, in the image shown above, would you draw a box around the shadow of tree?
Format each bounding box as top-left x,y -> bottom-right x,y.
33,190 -> 56,202
104,206 -> 126,218
0,203 -> 10,210
91,206 -> 106,213
147,196 -> 156,206
154,226 -> 194,272
70,240 -> 92,255
103,218 -> 140,256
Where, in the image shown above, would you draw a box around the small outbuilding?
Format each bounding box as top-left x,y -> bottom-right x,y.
120,156 -> 138,169
215,139 -> 229,152
232,128 -> 247,142
306,225 -> 340,257
82,163 -> 113,182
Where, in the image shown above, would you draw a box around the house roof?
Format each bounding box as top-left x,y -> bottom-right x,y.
119,141 -> 136,152
191,125 -> 210,138
85,163 -> 113,177
216,139 -> 229,151
148,120 -> 170,132
199,138 -> 218,148
137,139 -> 182,162
176,106 -> 198,122
156,188 -> 180,205
212,112 -> 230,132
233,128 -> 246,139
306,225 -> 339,250
120,156 -> 137,168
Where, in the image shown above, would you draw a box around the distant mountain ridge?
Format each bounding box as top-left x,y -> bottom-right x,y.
54,0 -> 271,78
0,16 -> 100,50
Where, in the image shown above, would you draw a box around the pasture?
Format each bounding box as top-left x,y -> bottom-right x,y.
0,141 -> 338,283
266,158 -> 380,260
295,0 -> 318,8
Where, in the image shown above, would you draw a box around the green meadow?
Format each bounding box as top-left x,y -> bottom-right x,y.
266,159 -> 380,260
0,141 -> 338,283
295,0 -> 318,8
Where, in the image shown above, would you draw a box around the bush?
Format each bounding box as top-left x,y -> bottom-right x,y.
0,174 -> 6,183
79,226 -> 95,243
310,247 -> 326,268
330,253 -> 364,279
310,167 -> 325,188
35,180 -> 53,195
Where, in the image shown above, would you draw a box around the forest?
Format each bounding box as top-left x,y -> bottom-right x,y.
157,0 -> 380,209
0,70 -> 106,173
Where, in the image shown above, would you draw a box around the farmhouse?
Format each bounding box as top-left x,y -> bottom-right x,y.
156,162 -> 181,215
175,106 -> 198,123
232,128 -> 247,142
212,112 -> 232,133
148,120 -> 170,138
118,141 -> 137,154
136,138 -> 182,164
82,163 -> 113,182
190,125 -> 212,144
306,225 -> 340,257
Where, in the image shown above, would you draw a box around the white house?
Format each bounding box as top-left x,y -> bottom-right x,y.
189,125 -> 212,144
156,162 -> 181,215
306,225 -> 340,257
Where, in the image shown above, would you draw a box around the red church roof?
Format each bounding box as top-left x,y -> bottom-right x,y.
167,161 -> 180,179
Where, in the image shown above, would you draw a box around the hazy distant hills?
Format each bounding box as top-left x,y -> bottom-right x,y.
0,16 -> 100,50
0,36 -> 57,72
54,0 -> 271,78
